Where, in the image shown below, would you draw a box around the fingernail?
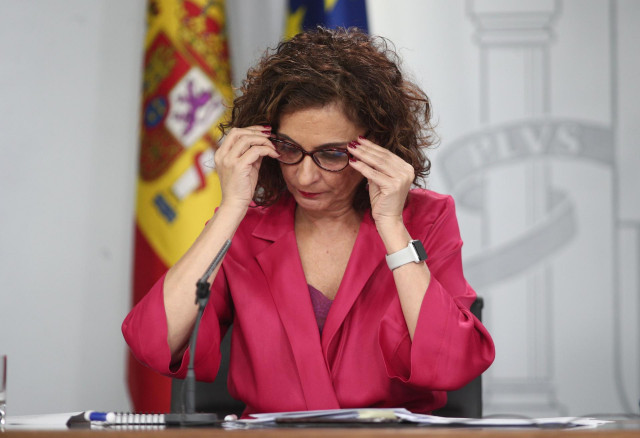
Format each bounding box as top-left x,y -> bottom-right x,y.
348,141 -> 358,149
358,135 -> 366,141
262,130 -> 271,135
349,156 -> 357,162
263,125 -> 272,129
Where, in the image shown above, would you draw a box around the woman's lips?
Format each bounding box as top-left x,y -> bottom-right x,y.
298,190 -> 320,198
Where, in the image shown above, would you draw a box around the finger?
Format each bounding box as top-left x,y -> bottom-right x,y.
228,125 -> 272,136
349,149 -> 414,190
234,143 -> 281,168
221,126 -> 272,149
348,158 -> 389,185
216,142 -> 278,175
218,126 -> 273,155
219,132 -> 277,164
349,137 -> 405,166
349,142 -> 411,180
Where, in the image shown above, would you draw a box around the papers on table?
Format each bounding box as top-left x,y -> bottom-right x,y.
247,408 -> 400,424
222,408 -> 611,429
4,409 -> 612,430
393,410 -> 611,428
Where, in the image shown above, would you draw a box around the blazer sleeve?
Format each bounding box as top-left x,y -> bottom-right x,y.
378,195 -> 495,390
121,266 -> 234,382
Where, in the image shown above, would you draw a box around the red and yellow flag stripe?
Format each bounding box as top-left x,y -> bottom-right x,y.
130,0 -> 231,413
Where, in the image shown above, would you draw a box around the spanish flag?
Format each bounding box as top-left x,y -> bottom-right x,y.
130,0 -> 232,413
286,0 -> 368,39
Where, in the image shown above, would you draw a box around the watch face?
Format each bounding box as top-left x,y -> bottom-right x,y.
412,240 -> 428,261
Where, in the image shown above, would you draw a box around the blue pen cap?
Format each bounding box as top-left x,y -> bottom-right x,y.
88,412 -> 108,422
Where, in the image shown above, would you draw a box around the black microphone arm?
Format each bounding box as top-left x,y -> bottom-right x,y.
165,239 -> 232,427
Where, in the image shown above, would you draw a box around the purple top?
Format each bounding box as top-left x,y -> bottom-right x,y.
308,284 -> 333,334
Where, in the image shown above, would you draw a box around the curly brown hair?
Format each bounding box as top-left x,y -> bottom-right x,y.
221,26 -> 436,211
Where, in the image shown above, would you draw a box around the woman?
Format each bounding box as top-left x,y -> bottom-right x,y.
123,27 -> 494,416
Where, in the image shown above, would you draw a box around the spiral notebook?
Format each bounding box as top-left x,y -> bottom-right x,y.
66,411 -> 219,428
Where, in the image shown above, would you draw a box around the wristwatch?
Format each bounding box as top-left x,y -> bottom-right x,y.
385,240 -> 428,270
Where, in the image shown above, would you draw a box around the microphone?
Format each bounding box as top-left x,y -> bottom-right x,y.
165,239 -> 232,427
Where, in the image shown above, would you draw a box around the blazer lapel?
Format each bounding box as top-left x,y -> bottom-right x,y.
321,213 -> 387,359
253,197 -> 340,409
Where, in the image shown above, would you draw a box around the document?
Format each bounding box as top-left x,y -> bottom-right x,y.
224,408 -> 611,429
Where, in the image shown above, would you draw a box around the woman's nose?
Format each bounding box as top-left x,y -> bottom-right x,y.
296,155 -> 320,185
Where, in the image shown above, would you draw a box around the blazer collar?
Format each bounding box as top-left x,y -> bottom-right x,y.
320,212 -> 386,356
251,195 -> 296,242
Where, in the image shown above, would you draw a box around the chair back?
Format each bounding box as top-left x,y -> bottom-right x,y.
431,296 -> 484,418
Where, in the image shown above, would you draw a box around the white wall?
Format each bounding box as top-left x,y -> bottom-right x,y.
0,0 -> 637,418
0,0 -> 145,415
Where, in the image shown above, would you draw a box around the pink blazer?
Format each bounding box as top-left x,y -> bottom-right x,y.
123,189 -> 495,416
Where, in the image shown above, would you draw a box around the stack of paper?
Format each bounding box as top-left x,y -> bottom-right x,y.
222,408 -> 611,430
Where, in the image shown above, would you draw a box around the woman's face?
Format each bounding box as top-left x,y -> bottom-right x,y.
276,103 -> 366,215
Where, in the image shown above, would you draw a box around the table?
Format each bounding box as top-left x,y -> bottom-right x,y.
3,419 -> 640,438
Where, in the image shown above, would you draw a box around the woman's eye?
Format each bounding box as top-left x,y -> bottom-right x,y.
318,150 -> 347,161
276,142 -> 298,153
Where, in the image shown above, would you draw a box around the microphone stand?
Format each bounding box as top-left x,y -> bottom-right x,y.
165,239 -> 232,427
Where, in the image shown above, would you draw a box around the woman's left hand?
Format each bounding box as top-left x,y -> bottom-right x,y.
347,137 -> 414,231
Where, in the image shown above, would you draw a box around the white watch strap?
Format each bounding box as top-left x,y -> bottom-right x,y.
386,241 -> 419,270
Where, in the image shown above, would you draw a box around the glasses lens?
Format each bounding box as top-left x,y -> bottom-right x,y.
273,140 -> 303,164
315,149 -> 349,171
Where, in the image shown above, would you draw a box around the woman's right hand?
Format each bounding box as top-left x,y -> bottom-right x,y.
214,125 -> 279,212
164,126 -> 278,358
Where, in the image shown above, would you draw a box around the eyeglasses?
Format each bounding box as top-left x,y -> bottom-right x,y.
269,136 -> 352,172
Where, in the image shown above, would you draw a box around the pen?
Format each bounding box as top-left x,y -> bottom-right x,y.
84,411 -> 117,423
82,411 -> 165,424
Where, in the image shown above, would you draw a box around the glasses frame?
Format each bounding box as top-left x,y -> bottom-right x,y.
269,136 -> 352,172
